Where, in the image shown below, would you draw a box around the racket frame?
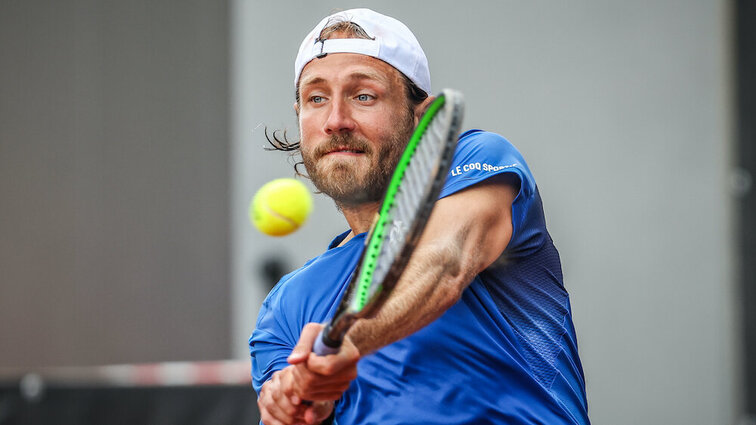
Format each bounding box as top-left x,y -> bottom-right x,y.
315,89 -> 464,352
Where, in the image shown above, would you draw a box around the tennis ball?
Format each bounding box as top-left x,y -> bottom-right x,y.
250,178 -> 313,236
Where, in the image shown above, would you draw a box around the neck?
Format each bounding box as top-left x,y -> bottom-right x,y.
336,201 -> 381,246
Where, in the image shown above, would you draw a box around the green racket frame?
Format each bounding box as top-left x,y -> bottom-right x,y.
313,89 -> 464,355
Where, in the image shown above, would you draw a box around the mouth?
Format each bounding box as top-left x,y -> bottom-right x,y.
324,146 -> 366,155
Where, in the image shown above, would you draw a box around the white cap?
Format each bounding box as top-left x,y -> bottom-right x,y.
294,8 -> 431,96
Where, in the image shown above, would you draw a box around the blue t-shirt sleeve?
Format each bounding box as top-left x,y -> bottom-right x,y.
249,288 -> 297,394
249,243 -> 364,396
439,130 -> 544,255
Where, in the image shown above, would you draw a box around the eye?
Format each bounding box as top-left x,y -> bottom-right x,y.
356,94 -> 374,102
310,95 -> 325,104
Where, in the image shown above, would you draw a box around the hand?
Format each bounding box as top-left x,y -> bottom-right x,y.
258,367 -> 334,425
257,323 -> 360,425
287,323 -> 361,401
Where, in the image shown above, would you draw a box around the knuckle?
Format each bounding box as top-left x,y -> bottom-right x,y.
281,385 -> 293,396
283,403 -> 297,416
261,397 -> 273,410
321,363 -> 336,375
260,411 -> 272,424
274,385 -> 289,398
301,372 -> 315,387
303,322 -> 322,333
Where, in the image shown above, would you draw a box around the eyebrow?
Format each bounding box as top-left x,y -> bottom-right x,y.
348,71 -> 390,85
299,76 -> 327,88
299,70 -> 391,89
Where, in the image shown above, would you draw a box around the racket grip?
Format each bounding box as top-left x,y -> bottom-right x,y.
313,326 -> 341,356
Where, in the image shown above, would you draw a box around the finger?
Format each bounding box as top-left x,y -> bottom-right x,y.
270,389 -> 299,420
264,391 -> 302,424
292,362 -> 357,388
259,407 -> 290,425
305,340 -> 359,376
299,378 -> 353,401
288,363 -> 353,397
301,391 -> 348,402
307,358 -> 359,381
286,362 -> 356,403
288,323 -> 324,364
260,393 -> 293,425
276,368 -> 310,410
261,372 -> 302,424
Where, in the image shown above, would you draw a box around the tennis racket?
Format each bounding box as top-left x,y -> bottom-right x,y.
313,88 -> 464,356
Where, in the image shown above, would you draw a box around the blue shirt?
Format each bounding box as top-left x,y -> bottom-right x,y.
250,130 -> 590,424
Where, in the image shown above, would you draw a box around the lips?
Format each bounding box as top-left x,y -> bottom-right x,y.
313,135 -> 371,159
326,146 -> 365,154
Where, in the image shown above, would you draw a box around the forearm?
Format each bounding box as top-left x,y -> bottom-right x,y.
347,236 -> 472,354
345,181 -> 516,355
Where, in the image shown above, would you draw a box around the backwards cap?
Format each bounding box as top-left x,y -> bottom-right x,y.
294,8 -> 431,96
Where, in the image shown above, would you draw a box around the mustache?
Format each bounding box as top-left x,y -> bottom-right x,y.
311,134 -> 373,158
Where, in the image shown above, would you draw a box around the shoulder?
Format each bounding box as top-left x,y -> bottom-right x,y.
458,129 -> 513,146
258,233 -> 367,329
457,130 -> 522,159
259,253 -> 333,317
262,230 -> 352,301
442,129 -> 536,199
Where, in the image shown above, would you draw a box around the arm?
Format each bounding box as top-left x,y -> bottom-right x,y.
348,173 -> 519,353
265,174 -> 519,422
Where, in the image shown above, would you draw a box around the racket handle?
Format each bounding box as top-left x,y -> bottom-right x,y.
313,325 -> 341,356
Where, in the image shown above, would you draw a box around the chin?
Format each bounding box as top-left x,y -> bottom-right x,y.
323,160 -> 366,181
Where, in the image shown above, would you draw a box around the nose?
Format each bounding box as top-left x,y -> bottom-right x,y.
323,99 -> 356,135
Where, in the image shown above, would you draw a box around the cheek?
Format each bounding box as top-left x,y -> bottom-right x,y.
298,108 -> 325,136
298,115 -> 315,138
298,117 -> 317,155
355,109 -> 397,140
299,135 -> 318,160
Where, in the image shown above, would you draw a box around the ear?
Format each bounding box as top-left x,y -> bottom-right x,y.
293,102 -> 300,116
413,96 -> 436,126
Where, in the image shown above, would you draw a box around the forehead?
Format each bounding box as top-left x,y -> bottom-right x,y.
298,53 -> 403,89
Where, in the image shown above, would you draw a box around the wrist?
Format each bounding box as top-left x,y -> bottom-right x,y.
343,334 -> 365,359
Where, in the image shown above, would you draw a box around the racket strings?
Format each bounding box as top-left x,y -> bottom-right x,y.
367,110 -> 449,297
322,90 -> 463,350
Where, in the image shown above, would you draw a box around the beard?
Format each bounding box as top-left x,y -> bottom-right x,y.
301,111 -> 415,208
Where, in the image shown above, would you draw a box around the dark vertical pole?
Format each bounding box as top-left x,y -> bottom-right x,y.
737,0 -> 756,416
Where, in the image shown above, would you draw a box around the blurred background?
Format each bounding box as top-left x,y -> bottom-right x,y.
0,0 -> 753,424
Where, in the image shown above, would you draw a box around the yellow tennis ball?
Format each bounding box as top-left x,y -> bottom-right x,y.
250,178 -> 313,236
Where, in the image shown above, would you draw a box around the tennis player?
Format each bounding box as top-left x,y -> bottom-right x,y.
250,8 -> 590,425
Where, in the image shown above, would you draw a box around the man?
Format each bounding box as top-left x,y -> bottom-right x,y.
250,8 -> 589,425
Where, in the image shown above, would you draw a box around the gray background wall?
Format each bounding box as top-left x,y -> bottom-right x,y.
0,0 -> 742,424
0,0 -> 230,365
231,1 -> 739,425
738,0 -> 756,415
